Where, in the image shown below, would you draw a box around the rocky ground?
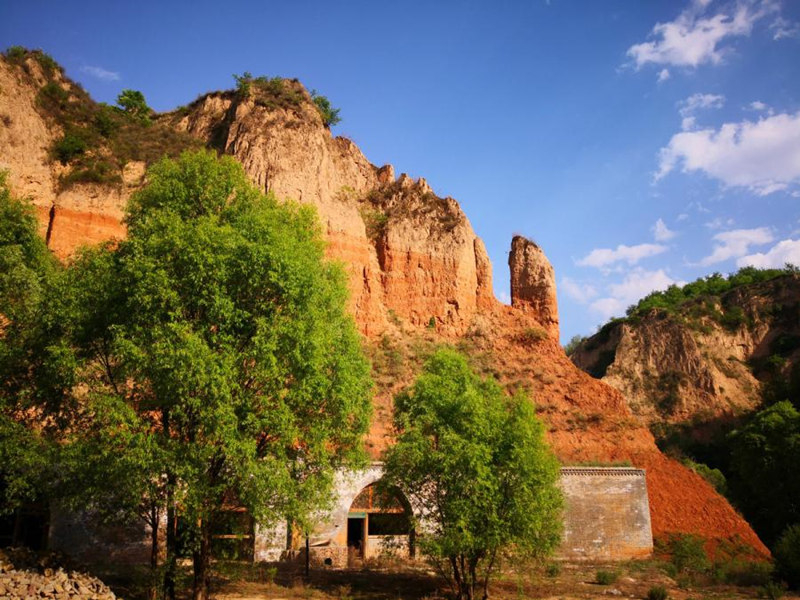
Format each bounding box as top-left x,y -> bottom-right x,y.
0,548 -> 116,599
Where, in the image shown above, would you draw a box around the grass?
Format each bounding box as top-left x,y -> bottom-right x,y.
87,557 -> 792,600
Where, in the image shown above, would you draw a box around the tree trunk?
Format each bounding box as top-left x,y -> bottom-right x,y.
148,504 -> 159,600
192,518 -> 212,600
163,478 -> 177,600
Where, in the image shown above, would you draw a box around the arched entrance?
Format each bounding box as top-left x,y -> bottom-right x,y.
347,483 -> 413,563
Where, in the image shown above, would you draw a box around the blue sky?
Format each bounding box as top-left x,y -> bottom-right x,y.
3,0 -> 800,343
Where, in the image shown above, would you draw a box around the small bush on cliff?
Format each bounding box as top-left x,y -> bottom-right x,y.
596,570 -> 619,585
382,349 -> 562,600
116,89 -> 151,124
311,90 -> 341,127
52,130 -> 88,164
646,586 -> 668,600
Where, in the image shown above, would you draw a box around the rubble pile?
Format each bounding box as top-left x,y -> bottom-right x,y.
0,548 -> 116,599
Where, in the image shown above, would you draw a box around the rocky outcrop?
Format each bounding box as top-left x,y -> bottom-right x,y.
173,88 -> 495,335
508,235 -> 559,338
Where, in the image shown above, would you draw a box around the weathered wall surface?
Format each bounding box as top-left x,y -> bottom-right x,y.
559,467 -> 652,560
253,465 -> 653,564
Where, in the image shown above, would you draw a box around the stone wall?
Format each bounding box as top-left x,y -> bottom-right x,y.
559,467 -> 653,560
49,465 -> 653,565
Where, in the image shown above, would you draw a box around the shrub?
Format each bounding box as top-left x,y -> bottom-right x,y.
520,327 -> 548,344
52,131 -> 88,164
563,334 -> 585,356
32,50 -> 60,77
596,570 -> 619,585
762,580 -> 786,600
117,89 -> 151,123
233,71 -> 253,98
3,45 -> 27,62
37,81 -> 70,113
714,559 -> 773,586
360,207 -> 389,241
93,105 -> 119,138
775,524 -> 800,588
545,562 -> 561,577
311,90 -> 341,127
646,586 -> 668,600
683,458 -> 727,495
658,533 -> 709,576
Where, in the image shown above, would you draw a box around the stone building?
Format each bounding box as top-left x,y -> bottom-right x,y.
49,464 -> 652,567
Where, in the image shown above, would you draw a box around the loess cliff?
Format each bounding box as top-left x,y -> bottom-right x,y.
571,274 -> 800,428
0,51 -> 769,555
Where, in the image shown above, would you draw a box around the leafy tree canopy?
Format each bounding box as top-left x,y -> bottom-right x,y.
10,151 -> 373,599
728,401 -> 800,546
382,348 -> 562,600
116,88 -> 151,123
0,171 -> 63,514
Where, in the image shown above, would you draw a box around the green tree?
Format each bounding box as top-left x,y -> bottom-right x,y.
117,89 -> 151,123
563,334 -> 585,356
382,349 -> 562,600
310,90 -> 341,127
728,401 -> 800,546
0,171 -> 65,520
66,150 -> 372,600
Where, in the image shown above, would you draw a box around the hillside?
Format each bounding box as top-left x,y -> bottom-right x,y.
0,48 -> 770,555
571,269 -> 800,428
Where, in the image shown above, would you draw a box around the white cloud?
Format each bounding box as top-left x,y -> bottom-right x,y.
699,227 -> 774,265
679,93 -> 725,130
577,243 -> 668,268
677,213 -> 689,221
589,297 -> 625,320
497,289 -> 511,305
653,218 -> 677,241
657,110 -> 800,195
771,16 -> 800,39
80,65 -> 120,82
627,0 -> 778,69
589,268 -> 680,319
737,238 -> 800,267
750,100 -> 768,111
561,277 -> 598,304
705,216 -> 735,230
657,68 -> 671,83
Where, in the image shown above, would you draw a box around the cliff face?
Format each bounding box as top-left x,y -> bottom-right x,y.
0,57 -> 133,259
0,54 -> 769,555
571,276 -> 800,426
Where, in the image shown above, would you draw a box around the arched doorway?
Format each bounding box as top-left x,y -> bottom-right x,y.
347,483 -> 413,563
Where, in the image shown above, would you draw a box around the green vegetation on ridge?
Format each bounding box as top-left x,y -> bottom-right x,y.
626,265 -> 798,321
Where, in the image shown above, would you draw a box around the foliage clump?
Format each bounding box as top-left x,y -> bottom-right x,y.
116,89 -> 151,124
311,89 -> 341,127
382,348 -> 562,600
